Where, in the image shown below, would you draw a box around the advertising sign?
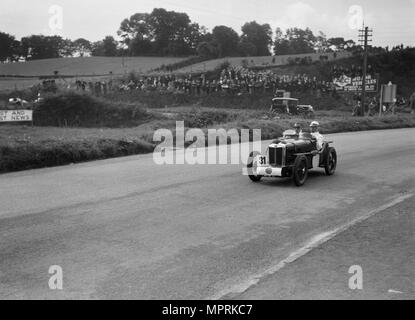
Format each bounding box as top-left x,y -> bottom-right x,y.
333,74 -> 378,92
0,110 -> 33,122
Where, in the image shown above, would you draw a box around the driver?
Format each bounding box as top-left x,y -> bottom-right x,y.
294,123 -> 303,136
310,121 -> 324,150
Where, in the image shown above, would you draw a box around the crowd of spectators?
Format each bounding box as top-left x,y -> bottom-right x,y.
114,66 -> 336,96
331,64 -> 375,79
37,65 -> 380,99
69,64 -> 379,97
75,80 -> 113,95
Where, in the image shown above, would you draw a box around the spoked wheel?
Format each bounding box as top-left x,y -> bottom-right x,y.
293,155 -> 309,187
247,151 -> 263,182
325,147 -> 337,176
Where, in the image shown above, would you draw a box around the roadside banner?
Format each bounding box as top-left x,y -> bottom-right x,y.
0,110 -> 33,122
333,74 -> 378,92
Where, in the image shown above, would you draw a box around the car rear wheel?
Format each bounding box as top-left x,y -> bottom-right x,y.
325,147 -> 337,176
293,155 -> 309,186
247,151 -> 263,182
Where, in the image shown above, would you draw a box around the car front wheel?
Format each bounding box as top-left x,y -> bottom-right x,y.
293,155 -> 309,186
325,147 -> 337,176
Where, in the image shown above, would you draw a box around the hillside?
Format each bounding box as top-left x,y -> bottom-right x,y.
0,52 -> 351,91
264,49 -> 415,97
173,51 -> 352,74
0,56 -> 188,77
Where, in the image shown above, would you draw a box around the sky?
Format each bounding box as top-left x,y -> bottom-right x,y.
1,0 -> 414,47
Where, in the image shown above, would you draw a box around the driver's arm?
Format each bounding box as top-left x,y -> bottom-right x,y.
316,134 -> 324,150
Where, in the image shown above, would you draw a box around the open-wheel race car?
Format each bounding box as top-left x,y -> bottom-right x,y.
247,130 -> 337,186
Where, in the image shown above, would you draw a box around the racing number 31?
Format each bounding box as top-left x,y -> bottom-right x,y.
258,156 -> 266,165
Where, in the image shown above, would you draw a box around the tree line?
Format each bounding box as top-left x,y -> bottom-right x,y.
0,7 -> 380,62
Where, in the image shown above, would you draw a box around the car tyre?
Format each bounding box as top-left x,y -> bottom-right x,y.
325,147 -> 337,176
293,155 -> 308,186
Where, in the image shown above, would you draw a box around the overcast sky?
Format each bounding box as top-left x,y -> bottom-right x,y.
1,0 -> 414,47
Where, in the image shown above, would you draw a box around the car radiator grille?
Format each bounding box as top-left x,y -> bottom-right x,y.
269,147 -> 283,167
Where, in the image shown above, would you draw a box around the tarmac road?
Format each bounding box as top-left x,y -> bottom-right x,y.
0,128 -> 414,300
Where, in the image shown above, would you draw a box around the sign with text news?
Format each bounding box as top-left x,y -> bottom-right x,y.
0,110 -> 33,122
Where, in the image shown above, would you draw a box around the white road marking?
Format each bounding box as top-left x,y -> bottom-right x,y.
209,193 -> 414,300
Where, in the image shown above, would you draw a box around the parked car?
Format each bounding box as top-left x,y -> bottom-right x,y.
270,97 -> 315,118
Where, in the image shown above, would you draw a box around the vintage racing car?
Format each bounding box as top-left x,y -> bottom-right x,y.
247,130 -> 337,186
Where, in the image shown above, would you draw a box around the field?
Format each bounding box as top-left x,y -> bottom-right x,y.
0,78 -> 42,92
0,75 -> 118,92
0,56 -> 189,77
0,56 -> 189,91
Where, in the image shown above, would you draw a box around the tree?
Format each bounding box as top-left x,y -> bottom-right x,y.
91,36 -> 118,56
0,32 -> 20,62
118,13 -> 152,55
118,13 -> 151,42
183,22 -> 204,54
198,29 -> 214,43
60,39 -> 77,57
118,9 -> 202,56
241,21 -> 272,56
72,38 -> 92,57
273,27 -> 291,55
197,41 -> 219,59
274,27 -> 316,55
102,36 -> 118,56
91,41 -> 104,56
127,37 -> 153,56
287,28 -> 316,53
149,8 -> 197,55
238,38 -> 257,56
211,25 -> 240,57
315,31 -> 328,53
21,35 -> 66,60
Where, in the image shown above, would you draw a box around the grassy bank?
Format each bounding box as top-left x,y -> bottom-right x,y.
0,56 -> 188,77
220,114 -> 415,142
34,92 -> 154,127
0,125 -> 157,173
1,111 -> 414,173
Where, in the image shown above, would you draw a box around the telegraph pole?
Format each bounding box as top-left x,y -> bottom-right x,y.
358,26 -> 373,116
